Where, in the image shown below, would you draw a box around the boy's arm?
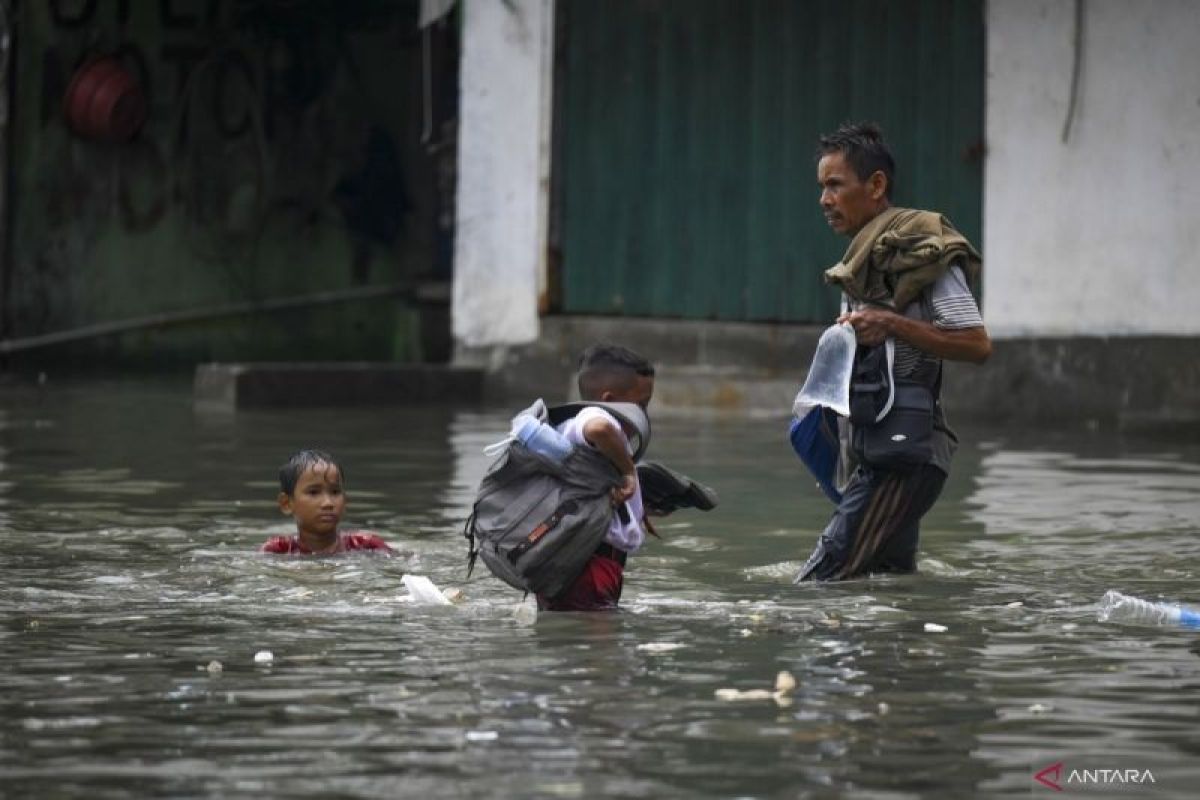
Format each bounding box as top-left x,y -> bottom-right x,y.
581,416 -> 638,503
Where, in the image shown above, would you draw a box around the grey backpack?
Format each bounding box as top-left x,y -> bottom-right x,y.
464,400 -> 651,599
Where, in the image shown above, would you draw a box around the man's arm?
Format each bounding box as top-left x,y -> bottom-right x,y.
839,307 -> 992,364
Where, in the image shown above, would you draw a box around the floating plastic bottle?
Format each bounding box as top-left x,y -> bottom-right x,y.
1097,590 -> 1200,629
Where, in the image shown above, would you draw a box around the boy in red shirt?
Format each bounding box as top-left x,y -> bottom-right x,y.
260,449 -> 393,555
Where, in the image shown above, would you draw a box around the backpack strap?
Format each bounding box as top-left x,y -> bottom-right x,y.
546,401 -> 651,462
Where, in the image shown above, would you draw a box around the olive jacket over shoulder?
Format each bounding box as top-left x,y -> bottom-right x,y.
823,207 -> 981,310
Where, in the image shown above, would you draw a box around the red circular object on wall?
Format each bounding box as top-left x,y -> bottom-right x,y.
63,57 -> 147,142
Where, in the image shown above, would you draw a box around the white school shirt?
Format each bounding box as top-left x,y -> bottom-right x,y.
555,406 -> 646,553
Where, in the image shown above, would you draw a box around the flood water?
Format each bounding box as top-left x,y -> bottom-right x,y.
2,376 -> 1199,798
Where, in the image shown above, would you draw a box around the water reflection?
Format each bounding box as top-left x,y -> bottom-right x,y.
2,381 -> 1199,797
968,448 -> 1200,536
442,409 -> 508,525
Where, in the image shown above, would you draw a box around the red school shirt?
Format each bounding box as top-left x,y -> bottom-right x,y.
260,532 -> 393,555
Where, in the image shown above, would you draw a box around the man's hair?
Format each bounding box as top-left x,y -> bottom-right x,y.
816,121 -> 896,200
577,343 -> 655,400
279,449 -> 343,495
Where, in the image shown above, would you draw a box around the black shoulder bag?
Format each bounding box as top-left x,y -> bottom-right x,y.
849,342 -> 940,472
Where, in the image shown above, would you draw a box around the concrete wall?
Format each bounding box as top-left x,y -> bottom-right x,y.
984,0 -> 1200,337
452,0 -> 553,348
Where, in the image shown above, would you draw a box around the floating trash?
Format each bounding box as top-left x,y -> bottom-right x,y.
253,650 -> 274,665
715,688 -> 774,701
715,671 -> 796,707
513,595 -> 538,626
402,575 -> 453,606
636,642 -> 685,654
205,660 -> 223,674
1098,589 -> 1200,629
923,623 -> 948,633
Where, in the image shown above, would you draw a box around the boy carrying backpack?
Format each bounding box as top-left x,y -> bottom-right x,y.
465,344 -> 717,611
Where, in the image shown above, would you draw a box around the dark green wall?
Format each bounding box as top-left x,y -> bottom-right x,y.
557,0 -> 984,323
5,0 -> 446,365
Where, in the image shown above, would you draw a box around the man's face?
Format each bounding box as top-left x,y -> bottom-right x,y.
279,462 -> 346,536
817,151 -> 886,236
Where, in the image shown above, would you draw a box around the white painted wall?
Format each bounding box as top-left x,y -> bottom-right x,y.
452,0 -> 554,347
985,0 -> 1200,336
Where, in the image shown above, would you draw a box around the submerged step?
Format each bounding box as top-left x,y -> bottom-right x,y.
651,366 -> 802,417
195,362 -> 484,409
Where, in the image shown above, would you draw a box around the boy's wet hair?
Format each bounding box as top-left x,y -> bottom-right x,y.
577,343 -> 655,399
279,449 -> 344,495
815,121 -> 896,200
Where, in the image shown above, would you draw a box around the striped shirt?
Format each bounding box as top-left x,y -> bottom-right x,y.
848,265 -> 983,379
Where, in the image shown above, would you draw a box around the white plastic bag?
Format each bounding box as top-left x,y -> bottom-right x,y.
402,574 -> 453,606
793,323 -> 857,419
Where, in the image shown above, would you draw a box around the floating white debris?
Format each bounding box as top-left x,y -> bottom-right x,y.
253,650 -> 274,665
636,642 -> 685,654
1028,703 -> 1053,714
715,688 -> 775,702
402,575 -> 453,606
877,702 -> 890,715
513,595 -> 538,626
442,588 -> 465,604
716,671 -> 798,706
1005,601 -> 1024,608
206,660 -> 223,674
923,623 -> 948,633
465,730 -> 498,742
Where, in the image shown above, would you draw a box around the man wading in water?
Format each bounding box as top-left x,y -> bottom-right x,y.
797,122 -> 991,582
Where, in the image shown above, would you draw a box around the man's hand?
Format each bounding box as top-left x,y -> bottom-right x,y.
837,307 -> 992,363
838,307 -> 894,346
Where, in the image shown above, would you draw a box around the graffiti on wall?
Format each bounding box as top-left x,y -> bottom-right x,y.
16,0 -> 414,333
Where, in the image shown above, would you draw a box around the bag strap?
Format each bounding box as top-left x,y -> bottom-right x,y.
876,338 -> 896,422
546,401 -> 651,462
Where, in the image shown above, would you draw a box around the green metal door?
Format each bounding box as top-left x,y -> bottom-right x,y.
556,0 -> 983,322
